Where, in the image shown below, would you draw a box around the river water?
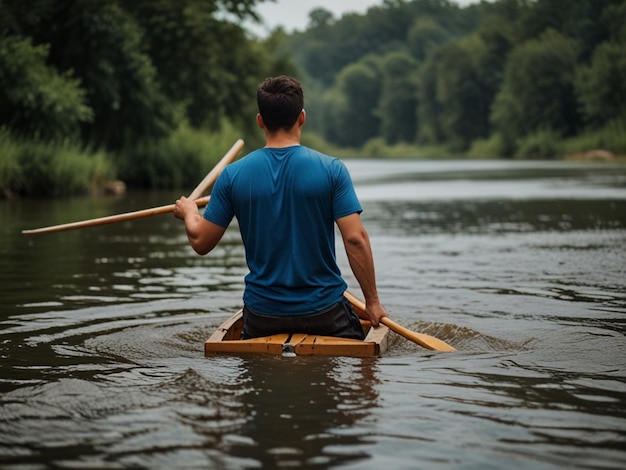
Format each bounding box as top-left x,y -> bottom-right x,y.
1,159 -> 625,469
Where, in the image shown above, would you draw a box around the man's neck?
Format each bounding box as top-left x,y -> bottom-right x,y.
264,128 -> 301,149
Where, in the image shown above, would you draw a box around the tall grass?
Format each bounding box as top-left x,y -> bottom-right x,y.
467,120 -> 626,160
0,130 -> 114,198
515,129 -> 562,159
561,118 -> 626,158
116,122 -> 247,189
467,134 -> 505,159
1,122 -> 248,198
0,130 -> 21,197
335,137 -> 452,159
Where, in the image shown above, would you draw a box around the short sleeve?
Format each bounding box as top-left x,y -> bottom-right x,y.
203,169 -> 235,228
331,159 -> 362,220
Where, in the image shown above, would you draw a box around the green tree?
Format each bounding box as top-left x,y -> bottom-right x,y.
327,59 -> 382,147
435,35 -> 493,150
1,0 -> 266,151
258,30 -> 301,84
517,0 -> 619,61
127,0 -> 263,131
574,0 -> 626,129
576,41 -> 626,128
17,0 -> 176,150
415,51 -> 444,145
491,29 -> 580,151
602,0 -> 626,43
291,0 -> 473,88
476,0 -> 518,91
0,36 -> 93,142
307,7 -> 335,29
407,17 -> 450,62
378,51 -> 418,144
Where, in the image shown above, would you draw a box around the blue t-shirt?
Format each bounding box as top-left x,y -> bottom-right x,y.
204,145 -> 362,315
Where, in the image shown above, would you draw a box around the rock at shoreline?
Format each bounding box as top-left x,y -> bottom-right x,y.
582,149 -> 615,160
101,180 -> 127,195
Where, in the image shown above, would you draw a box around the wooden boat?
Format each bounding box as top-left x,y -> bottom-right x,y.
205,296 -> 390,357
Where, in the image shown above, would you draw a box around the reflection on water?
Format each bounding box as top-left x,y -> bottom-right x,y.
226,356 -> 380,468
1,335 -> 380,467
1,160 -> 626,468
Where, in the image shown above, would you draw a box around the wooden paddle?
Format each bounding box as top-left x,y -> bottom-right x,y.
187,139 -> 244,200
22,139 -> 244,237
344,291 -> 457,352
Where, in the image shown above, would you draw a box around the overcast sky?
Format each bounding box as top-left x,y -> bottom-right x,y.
248,0 -> 479,36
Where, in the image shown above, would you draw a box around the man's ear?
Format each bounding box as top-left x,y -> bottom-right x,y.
299,109 -> 306,126
256,113 -> 265,129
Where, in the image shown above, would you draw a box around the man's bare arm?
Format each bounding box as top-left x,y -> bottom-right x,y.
173,196 -> 227,255
336,213 -> 387,326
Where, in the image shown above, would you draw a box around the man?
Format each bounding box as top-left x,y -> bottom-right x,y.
174,75 -> 387,339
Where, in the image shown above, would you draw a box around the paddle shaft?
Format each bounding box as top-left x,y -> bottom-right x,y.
344,291 -> 457,352
188,139 -> 243,200
22,197 -> 211,236
22,139 -> 244,237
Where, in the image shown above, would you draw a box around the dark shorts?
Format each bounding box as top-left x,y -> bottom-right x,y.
242,298 -> 365,340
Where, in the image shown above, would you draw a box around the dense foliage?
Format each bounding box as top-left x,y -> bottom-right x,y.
0,0 -> 274,149
1,0 -> 625,197
0,0 -> 289,196
282,0 -> 626,157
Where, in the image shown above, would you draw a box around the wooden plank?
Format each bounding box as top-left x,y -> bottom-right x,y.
206,310 -> 244,342
205,333 -> 290,355
364,322 -> 390,356
204,309 -> 390,357
294,335 -> 378,357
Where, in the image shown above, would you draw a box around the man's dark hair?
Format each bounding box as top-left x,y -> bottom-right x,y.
257,76 -> 304,133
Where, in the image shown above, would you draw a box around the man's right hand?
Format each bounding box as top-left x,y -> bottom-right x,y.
173,196 -> 198,221
365,300 -> 387,327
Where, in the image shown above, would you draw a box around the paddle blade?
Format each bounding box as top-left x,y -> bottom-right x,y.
381,317 -> 457,352
344,291 -> 456,352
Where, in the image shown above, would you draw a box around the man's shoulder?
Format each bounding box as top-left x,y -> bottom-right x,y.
296,146 -> 344,168
225,149 -> 266,172
230,146 -> 342,171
